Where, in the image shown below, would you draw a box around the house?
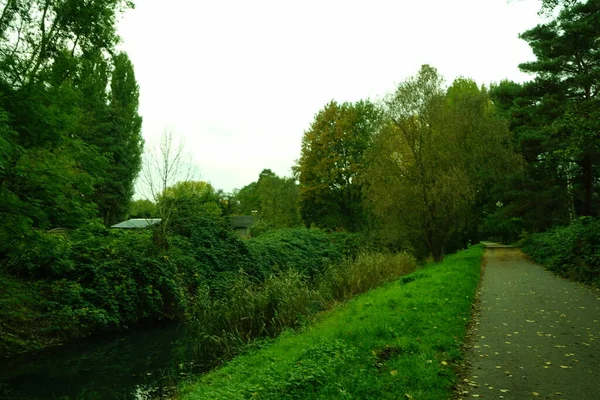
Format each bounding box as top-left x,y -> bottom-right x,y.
111,218 -> 162,229
230,215 -> 255,237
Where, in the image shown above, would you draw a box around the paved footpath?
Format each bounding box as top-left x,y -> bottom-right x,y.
461,246 -> 600,400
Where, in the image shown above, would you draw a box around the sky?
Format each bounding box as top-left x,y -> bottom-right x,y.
117,0 -> 546,194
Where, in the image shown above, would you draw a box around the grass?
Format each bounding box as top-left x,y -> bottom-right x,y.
178,245 -> 484,400
187,251 -> 417,361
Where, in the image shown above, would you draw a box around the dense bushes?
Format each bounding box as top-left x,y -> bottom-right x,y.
523,217 -> 600,286
246,228 -> 365,280
1,218 -> 379,357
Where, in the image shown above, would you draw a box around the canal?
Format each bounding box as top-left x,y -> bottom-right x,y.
0,324 -> 213,399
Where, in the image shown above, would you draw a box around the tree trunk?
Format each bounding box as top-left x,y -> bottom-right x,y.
582,151 -> 593,216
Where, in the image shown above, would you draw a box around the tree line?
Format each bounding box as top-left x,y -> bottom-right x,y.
1,0 -> 598,262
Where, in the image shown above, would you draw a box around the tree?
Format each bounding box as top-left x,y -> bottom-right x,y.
90,52 -> 144,226
0,1 -> 135,231
518,0 -> 600,216
231,169 -> 300,233
366,65 -> 520,260
233,182 -> 260,215
140,130 -> 198,248
539,0 -> 578,14
296,100 -> 381,231
160,180 -> 223,234
256,172 -> 300,230
490,79 -> 579,232
129,199 -> 155,218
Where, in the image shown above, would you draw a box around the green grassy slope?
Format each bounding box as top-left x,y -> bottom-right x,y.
179,245 -> 484,400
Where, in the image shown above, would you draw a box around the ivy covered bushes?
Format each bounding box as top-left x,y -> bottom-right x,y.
523,217 -> 600,286
0,216 -> 368,357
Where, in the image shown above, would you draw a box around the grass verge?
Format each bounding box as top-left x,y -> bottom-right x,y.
178,245 -> 484,400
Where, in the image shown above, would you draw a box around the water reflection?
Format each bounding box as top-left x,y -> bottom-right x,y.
0,324 -> 212,400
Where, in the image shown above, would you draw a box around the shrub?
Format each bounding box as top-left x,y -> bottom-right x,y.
4,230 -> 75,278
246,228 -> 365,280
523,217 -> 600,286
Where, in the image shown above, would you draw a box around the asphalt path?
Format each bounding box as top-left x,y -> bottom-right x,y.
459,246 -> 600,400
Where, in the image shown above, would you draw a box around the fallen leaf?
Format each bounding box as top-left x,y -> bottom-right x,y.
532,392 -> 540,397
390,370 -> 398,375
441,361 -> 448,366
500,389 -> 509,393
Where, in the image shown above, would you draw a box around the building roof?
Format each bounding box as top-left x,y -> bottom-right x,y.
230,215 -> 255,228
111,218 -> 162,229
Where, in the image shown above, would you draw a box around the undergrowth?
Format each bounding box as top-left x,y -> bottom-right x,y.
523,217 -> 600,287
187,251 -> 417,360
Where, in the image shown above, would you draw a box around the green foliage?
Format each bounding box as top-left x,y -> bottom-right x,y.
129,199 -> 156,218
367,66 -> 521,260
296,100 -> 381,232
91,52 -> 145,226
256,172 -> 301,230
179,246 -> 483,400
5,231 -> 75,278
177,213 -> 260,282
246,228 -> 365,280
493,0 -> 600,229
1,223 -> 204,341
523,217 -> 600,285
231,169 -> 301,234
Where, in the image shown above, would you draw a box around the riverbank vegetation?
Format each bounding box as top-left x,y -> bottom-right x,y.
179,245 -> 483,400
0,219 -> 367,357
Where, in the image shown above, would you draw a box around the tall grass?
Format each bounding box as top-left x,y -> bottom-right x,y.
188,252 -> 416,359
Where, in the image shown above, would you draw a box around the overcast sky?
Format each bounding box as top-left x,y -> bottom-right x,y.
117,0 -> 545,194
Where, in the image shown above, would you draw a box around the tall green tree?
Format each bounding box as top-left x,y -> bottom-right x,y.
296,100 -> 380,231
92,52 -> 144,226
257,172 -> 300,229
366,66 -> 520,260
517,0 -> 600,217
0,0 -> 136,252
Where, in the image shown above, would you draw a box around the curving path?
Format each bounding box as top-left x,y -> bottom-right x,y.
460,246 -> 600,400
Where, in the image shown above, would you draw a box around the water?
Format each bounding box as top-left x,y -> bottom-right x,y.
0,324 -> 214,400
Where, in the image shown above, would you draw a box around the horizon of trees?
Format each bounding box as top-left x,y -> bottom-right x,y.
1,0 -> 598,262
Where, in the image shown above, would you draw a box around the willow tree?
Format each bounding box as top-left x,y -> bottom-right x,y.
366,65 -> 521,260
